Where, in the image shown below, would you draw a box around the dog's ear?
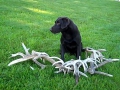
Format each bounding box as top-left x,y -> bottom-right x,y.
61,17 -> 70,29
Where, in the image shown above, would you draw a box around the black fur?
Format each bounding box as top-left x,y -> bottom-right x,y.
50,17 -> 84,61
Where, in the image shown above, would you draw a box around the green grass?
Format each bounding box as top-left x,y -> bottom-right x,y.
0,0 -> 120,90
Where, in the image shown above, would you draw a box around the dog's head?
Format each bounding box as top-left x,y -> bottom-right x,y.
50,17 -> 70,33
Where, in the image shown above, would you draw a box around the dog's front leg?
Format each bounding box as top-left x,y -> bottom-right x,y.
76,45 -> 81,59
60,44 -> 65,61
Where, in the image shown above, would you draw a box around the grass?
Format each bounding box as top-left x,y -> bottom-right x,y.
0,0 -> 120,90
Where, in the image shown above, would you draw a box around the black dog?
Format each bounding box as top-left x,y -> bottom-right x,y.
50,17 -> 84,61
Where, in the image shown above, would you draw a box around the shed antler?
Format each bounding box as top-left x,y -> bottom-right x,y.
8,43 -> 61,69
8,43 -> 119,84
85,47 -> 119,77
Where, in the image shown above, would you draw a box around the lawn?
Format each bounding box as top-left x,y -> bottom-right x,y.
0,0 -> 120,90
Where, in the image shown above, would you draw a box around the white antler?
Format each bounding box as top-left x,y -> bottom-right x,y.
8,44 -> 119,84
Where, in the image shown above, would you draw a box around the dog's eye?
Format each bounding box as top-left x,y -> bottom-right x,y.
56,21 -> 60,25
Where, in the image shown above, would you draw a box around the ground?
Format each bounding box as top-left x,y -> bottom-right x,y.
0,0 -> 120,90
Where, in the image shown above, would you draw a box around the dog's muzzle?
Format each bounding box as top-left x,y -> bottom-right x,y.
50,27 -> 55,33
50,27 -> 58,34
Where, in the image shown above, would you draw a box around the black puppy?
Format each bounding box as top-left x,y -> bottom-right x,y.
50,17 -> 84,61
